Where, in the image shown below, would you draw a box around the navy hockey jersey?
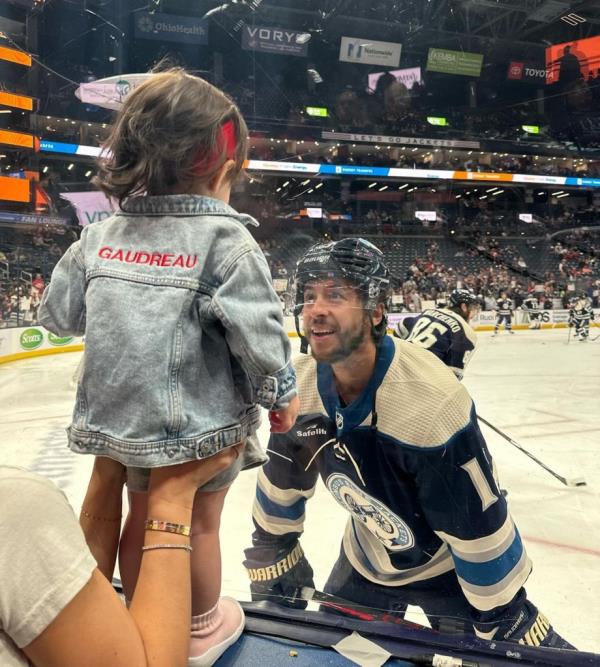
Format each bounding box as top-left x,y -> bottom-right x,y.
496,299 -> 514,316
394,308 -> 477,380
569,304 -> 594,324
249,336 -> 532,629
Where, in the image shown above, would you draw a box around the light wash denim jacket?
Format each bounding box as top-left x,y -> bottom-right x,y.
39,195 -> 296,467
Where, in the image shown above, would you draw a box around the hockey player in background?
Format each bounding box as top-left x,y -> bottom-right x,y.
522,295 -> 541,330
244,238 -> 575,650
494,291 -> 515,335
569,295 -> 595,341
393,288 -> 480,380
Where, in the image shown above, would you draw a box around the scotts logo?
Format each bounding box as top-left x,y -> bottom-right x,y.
20,328 -> 43,350
48,332 -> 74,346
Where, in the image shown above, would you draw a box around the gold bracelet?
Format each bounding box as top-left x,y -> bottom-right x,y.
81,509 -> 122,522
142,543 -> 193,553
144,519 -> 191,537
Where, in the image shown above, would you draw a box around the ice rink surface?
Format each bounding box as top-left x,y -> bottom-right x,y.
1,328 -> 599,652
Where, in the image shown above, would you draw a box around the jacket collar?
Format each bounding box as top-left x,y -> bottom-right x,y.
119,194 -> 241,217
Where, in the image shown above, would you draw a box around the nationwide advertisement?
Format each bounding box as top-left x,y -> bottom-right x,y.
135,12 -> 208,45
545,35 -> 600,84
506,61 -> 548,83
242,25 -> 309,57
426,48 -> 483,77
367,66 -> 421,93
75,74 -> 150,110
339,36 -> 402,67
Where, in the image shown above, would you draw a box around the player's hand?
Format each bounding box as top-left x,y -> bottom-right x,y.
269,394 -> 300,433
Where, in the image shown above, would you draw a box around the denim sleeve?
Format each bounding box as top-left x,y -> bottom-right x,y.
38,241 -> 86,337
211,247 -> 297,410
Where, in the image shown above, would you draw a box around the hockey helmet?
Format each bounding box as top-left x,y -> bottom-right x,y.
293,238 -> 391,351
449,288 -> 480,309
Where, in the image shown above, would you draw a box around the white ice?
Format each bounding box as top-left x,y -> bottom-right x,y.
1,329 -> 598,652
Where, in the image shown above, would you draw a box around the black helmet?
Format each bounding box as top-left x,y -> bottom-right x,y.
293,238 -> 391,351
293,238 -> 390,314
449,288 -> 480,308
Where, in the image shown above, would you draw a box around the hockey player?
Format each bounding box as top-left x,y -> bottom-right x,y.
393,288 -> 480,380
569,295 -> 595,342
494,291 -> 515,335
522,295 -> 541,330
244,238 -> 574,650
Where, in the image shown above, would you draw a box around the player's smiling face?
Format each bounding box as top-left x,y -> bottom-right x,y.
302,278 -> 370,363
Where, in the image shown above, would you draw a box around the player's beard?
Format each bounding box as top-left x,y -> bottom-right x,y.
308,314 -> 369,364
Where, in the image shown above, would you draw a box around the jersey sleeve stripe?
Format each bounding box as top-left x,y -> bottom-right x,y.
255,486 -> 306,521
257,468 -> 316,506
450,530 -> 525,587
457,551 -> 533,612
435,515 -> 516,562
252,498 -> 306,535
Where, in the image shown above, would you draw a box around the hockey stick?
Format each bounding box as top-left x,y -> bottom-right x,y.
477,416 -> 586,487
567,324 -> 572,344
299,587 -> 466,635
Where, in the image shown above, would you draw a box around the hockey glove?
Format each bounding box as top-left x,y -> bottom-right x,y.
488,600 -> 576,649
244,542 -> 314,609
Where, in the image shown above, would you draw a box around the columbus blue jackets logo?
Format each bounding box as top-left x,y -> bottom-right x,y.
326,473 -> 414,551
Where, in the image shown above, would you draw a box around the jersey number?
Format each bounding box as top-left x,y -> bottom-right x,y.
408,317 -> 448,349
460,458 -> 498,511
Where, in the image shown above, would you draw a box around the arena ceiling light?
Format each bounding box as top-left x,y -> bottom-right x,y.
398,184 -> 408,190
301,179 -> 310,186
556,193 -> 570,198
552,191 -> 564,196
368,182 -> 377,188
282,181 -> 290,187
378,185 -> 388,191
315,183 -> 323,189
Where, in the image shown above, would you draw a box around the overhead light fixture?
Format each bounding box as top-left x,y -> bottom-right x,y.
378,185 -> 388,191
398,184 -> 408,190
315,183 -> 323,189
301,179 -> 310,186
0,110 -> 11,114
556,193 -> 570,198
479,195 -> 487,200
67,163 -> 75,170
455,194 -> 461,199
552,191 -> 564,196
282,181 -> 289,187
276,187 -> 281,192
85,170 -> 93,177
368,182 -> 377,188
42,165 -> 49,173
307,188 -> 314,193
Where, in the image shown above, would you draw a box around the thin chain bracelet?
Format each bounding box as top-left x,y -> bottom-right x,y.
81,509 -> 122,522
142,543 -> 193,553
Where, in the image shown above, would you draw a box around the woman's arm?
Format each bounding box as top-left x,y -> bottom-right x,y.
22,446 -> 243,667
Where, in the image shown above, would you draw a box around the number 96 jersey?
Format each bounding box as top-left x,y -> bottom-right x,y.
394,308 -> 477,381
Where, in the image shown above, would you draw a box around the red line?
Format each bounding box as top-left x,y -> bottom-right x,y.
524,534 -> 600,557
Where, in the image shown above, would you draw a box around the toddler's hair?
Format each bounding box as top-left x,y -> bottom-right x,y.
94,67 -> 248,204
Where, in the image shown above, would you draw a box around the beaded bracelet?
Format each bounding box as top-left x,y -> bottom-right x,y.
144,519 -> 191,537
81,509 -> 122,522
142,543 -> 193,553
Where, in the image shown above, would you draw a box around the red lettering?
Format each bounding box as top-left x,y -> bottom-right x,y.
186,255 -> 198,269
125,250 -> 137,263
173,255 -> 185,267
150,252 -> 162,267
99,246 -> 112,259
160,253 -> 174,267
112,249 -> 124,261
136,252 -> 151,264
98,247 -> 198,270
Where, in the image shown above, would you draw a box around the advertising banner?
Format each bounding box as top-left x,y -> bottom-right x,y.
321,131 -> 480,149
0,326 -> 83,364
135,12 -> 208,45
367,66 -> 420,93
75,74 -> 150,111
242,25 -> 309,57
60,191 -> 115,226
339,36 -> 402,67
426,48 -> 483,77
507,61 -> 548,83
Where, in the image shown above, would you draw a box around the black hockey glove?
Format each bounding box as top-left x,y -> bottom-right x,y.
243,542 -> 314,609
483,600 -> 576,650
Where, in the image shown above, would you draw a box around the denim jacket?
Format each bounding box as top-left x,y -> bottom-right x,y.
39,195 -> 296,467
